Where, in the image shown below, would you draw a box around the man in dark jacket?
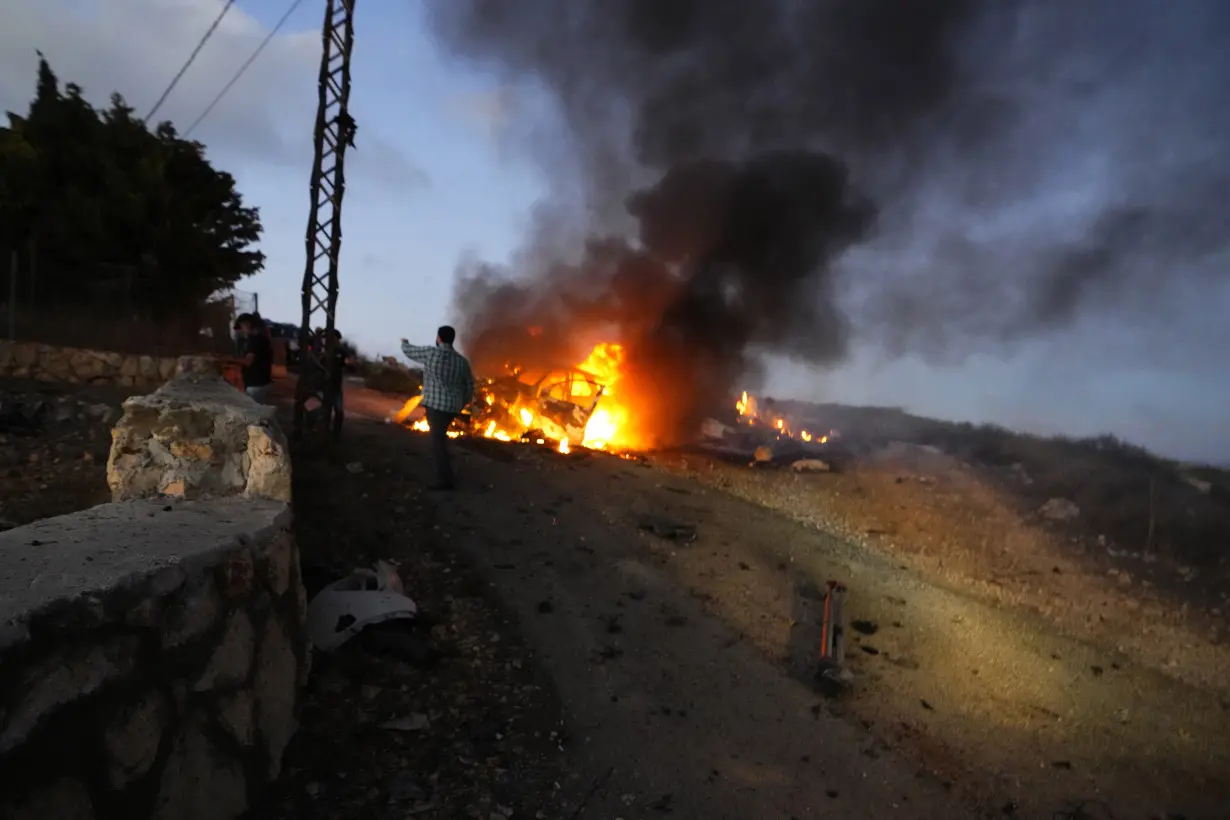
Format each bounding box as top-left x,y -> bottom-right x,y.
234,314 -> 274,403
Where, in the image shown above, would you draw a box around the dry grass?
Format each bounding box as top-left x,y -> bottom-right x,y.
781,401 -> 1230,570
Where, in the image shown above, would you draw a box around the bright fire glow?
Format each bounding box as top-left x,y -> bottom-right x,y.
736,390 -> 833,445
389,341 -> 836,455
391,340 -> 642,455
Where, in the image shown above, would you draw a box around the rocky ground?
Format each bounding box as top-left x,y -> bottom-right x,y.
654,445 -> 1230,697
0,378 -> 131,530
10,375 -> 1228,819
276,385 -> 1230,820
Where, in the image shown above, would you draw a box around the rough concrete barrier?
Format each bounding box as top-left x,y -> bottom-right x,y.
0,366 -> 305,820
0,341 -> 179,390
107,360 -> 291,503
0,499 -> 308,820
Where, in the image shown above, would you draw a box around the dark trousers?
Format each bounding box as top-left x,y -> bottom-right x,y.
425,407 -> 457,486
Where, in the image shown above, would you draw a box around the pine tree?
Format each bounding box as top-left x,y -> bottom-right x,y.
0,54 -> 265,315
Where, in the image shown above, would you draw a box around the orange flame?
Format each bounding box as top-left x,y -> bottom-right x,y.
390,342 -> 834,456
391,341 -> 643,454
736,389 -> 834,445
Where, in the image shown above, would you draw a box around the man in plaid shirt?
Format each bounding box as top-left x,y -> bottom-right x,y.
401,325 -> 476,491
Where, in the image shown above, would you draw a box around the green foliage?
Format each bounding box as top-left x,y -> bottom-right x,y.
0,54 -> 264,313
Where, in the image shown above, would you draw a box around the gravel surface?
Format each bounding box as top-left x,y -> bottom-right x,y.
390,421 -> 1230,820
651,447 -> 1230,697
252,423 -> 572,819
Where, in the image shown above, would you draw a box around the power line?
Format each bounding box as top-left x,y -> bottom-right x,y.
184,0 -> 306,138
145,0 -> 236,123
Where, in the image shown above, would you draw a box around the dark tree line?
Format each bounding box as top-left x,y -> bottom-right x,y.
0,55 -> 264,316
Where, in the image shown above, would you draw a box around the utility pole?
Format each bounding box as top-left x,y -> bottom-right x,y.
293,0 -> 356,444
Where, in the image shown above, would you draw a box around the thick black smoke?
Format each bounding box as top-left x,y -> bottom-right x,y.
427,0 -> 1230,444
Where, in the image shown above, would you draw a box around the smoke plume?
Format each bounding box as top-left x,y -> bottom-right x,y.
426,0 -> 1230,446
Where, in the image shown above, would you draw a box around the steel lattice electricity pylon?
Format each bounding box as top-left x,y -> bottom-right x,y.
293,0 -> 357,444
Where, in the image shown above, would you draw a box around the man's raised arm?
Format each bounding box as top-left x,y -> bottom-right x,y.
400,340 -> 435,364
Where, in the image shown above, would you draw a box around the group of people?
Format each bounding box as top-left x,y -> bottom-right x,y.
232,312 -> 477,493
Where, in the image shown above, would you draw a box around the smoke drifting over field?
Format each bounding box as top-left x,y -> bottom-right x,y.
425,0 -> 1230,446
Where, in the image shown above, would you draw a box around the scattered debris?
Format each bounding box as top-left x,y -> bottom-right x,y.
790,458 -> 831,473
1039,498 -> 1081,522
84,403 -> 117,424
816,581 -> 851,695
380,713 -> 431,732
0,395 -> 49,434
699,418 -> 735,440
1184,476 -> 1212,494
0,386 -> 128,528
305,560 -> 417,651
638,518 -> 698,544
851,620 -> 879,635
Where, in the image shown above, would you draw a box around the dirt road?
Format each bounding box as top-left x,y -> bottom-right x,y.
336,392 -> 1230,819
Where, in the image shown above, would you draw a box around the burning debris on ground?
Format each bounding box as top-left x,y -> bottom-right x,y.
384,347 -> 843,471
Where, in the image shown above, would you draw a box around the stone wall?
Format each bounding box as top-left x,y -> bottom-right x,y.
106,368 -> 291,504
0,497 -> 307,820
0,340 -> 180,389
0,366 -> 305,820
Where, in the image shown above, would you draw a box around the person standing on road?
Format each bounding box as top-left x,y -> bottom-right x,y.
401,325 -> 475,491
234,313 -> 275,404
326,328 -> 352,433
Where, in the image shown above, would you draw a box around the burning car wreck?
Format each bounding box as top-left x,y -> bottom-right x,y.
392,341 -> 632,454
470,364 -> 608,449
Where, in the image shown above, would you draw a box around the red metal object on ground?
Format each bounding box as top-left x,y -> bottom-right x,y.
817,581 -> 848,687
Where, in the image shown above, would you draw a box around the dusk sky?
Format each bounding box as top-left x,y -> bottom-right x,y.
1,0 -> 1227,463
